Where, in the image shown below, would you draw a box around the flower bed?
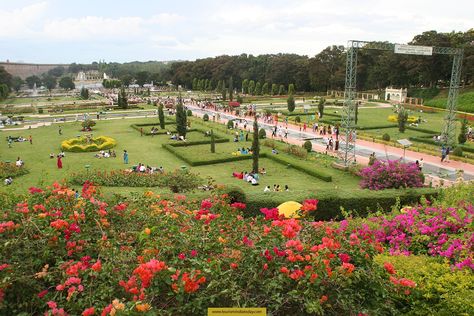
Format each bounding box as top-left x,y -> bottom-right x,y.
61,136 -> 117,152
0,162 -> 29,178
0,182 -> 471,315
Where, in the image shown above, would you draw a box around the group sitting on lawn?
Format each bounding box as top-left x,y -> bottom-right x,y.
129,163 -> 164,174
263,184 -> 289,192
94,150 -> 116,159
232,148 -> 253,155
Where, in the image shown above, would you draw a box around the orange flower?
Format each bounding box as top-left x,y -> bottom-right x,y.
136,303 -> 151,312
144,228 -> 151,235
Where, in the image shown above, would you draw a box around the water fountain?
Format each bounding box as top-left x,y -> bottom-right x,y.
31,82 -> 38,97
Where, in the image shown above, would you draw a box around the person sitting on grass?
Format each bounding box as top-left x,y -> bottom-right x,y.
264,185 -> 271,192
284,185 -> 289,192
233,135 -> 239,142
170,134 -> 178,140
272,148 -> 279,154
259,168 -> 266,175
49,153 -> 55,159
4,176 -> 13,185
251,177 -> 259,186
178,135 -> 186,141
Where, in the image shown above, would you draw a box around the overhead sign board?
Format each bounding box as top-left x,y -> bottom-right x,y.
394,44 -> 433,56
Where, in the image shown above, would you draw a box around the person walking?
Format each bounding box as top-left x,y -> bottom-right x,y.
123,150 -> 129,164
58,126 -> 62,135
57,155 -> 63,169
29,135 -> 32,145
441,145 -> 447,162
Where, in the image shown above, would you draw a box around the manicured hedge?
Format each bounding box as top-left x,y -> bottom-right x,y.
262,152 -> 332,182
357,124 -> 397,130
406,126 -> 438,134
162,144 -> 251,166
131,122 -> 175,135
244,188 -> 438,220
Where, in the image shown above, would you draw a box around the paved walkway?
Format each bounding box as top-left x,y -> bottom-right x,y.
186,104 -> 474,183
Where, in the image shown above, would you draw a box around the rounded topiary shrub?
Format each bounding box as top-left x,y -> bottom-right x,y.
382,133 -> 391,141
221,186 -> 246,203
227,120 -> 234,129
203,114 -> 209,121
61,136 -> 117,152
187,109 -> 193,117
295,116 -> 301,123
453,147 -> 463,157
303,140 -> 312,152
258,128 -> 266,139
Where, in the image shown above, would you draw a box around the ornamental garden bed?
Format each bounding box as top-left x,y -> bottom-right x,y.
61,136 -> 117,152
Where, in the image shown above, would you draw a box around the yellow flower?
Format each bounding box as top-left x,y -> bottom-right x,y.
112,299 -> 125,310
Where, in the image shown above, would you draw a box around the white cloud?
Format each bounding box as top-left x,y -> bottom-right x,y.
0,1 -> 48,37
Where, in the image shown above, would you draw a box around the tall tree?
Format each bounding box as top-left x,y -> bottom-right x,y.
43,76 -> 57,95
117,88 -> 128,109
210,130 -> 215,153
11,77 -> 24,92
158,104 -> 165,129
176,98 -> 187,138
262,82 -> 269,95
248,80 -> 255,95
242,79 -> 249,94
25,75 -> 41,89
228,76 -> 234,101
318,98 -> 325,118
135,71 -> 150,87
278,84 -> 285,95
206,79 -> 213,91
287,94 -> 295,112
397,107 -> 408,133
271,83 -> 278,95
251,116 -> 260,173
288,83 -> 295,95
0,84 -> 9,100
192,78 -> 198,90
80,87 -> 89,100
0,66 -> 13,87
59,76 -> 75,90
255,82 -> 262,95
458,118 -> 468,144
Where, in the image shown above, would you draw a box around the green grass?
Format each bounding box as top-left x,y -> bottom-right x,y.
426,91 -> 474,113
0,116 -> 361,200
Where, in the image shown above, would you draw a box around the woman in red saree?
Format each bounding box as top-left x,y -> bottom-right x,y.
57,156 -> 63,169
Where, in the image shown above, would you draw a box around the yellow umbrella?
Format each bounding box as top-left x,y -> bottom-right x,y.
277,201 -> 302,219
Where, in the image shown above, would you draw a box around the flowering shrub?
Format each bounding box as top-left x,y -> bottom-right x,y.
70,169 -> 203,192
358,204 -> 473,269
0,182 -> 473,315
0,162 -> 29,178
0,182 -> 413,315
359,159 -> 424,190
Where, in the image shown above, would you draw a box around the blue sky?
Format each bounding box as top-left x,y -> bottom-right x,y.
0,0 -> 472,63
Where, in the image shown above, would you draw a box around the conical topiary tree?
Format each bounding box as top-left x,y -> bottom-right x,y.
158,104 -> 165,129
210,130 -> 215,153
251,116 -> 260,173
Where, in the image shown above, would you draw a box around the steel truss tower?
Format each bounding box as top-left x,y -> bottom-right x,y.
339,40 -> 463,166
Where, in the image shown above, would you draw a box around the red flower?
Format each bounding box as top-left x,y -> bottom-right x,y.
260,208 -> 281,220
91,260 -> 102,272
201,199 -> 213,210
230,263 -> 238,269
82,307 -> 95,316
301,199 -> 318,212
37,289 -> 48,298
190,250 -> 198,257
28,187 -> 44,194
320,295 -> 328,303
280,267 -> 289,274
338,253 -> 351,263
178,253 -> 186,260
383,262 -> 396,275
230,202 -> 246,209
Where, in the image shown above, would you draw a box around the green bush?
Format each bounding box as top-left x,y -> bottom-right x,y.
38,108 -> 44,114
295,116 -> 301,123
203,113 -> 209,121
258,128 -> 266,139
187,109 -> 193,116
374,254 -> 474,316
245,187 -> 438,219
218,185 -> 247,203
283,145 -> 308,159
303,140 -> 312,152
227,120 -> 234,129
453,147 -> 463,157
382,133 -> 391,141
162,144 -> 251,166
0,162 -> 29,178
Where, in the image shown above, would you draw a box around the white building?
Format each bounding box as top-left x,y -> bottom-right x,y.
385,87 -> 407,102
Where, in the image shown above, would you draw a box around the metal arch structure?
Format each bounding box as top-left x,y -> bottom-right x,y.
338,40 -> 464,166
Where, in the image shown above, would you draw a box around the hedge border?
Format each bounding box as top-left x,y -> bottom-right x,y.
162,144 -> 251,166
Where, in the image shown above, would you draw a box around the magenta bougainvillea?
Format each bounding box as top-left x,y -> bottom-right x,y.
360,160 -> 424,190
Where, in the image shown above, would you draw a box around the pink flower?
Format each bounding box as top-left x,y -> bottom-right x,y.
82,307 -> 95,316
190,250 -> 198,257
178,253 -> 186,260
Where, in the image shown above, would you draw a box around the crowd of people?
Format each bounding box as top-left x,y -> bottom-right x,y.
129,163 -> 164,174
94,150 -> 116,159
263,184 -> 289,192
